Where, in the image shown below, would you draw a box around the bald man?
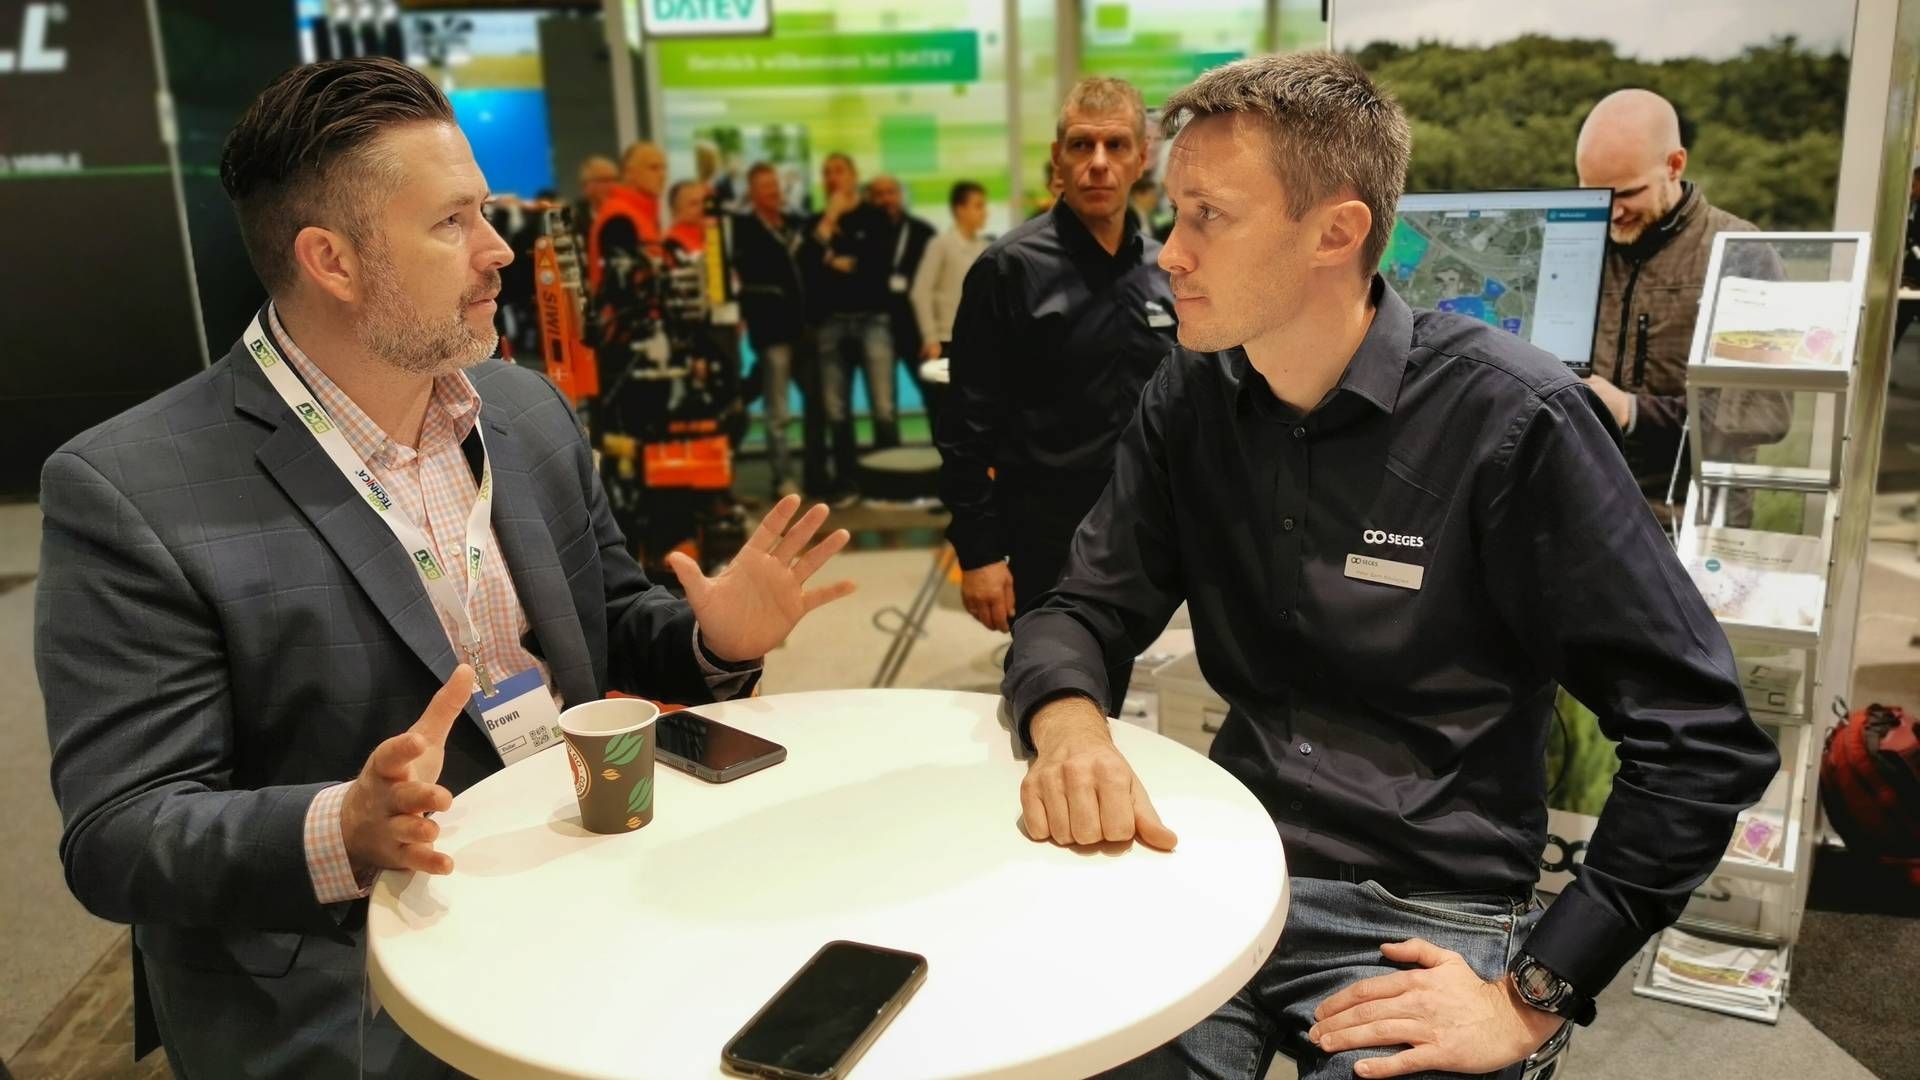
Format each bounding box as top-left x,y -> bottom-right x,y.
589,141 -> 667,293
578,154 -> 619,215
1576,89 -> 1787,525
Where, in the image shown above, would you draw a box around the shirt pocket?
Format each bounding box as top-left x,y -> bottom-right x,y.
1321,460 -> 1447,636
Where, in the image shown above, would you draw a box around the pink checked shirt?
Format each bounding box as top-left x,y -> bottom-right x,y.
276,308 -> 550,904
281,309 -> 759,905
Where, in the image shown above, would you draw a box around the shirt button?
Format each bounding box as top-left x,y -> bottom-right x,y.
1290,800 -> 1304,812
1298,741 -> 1313,755
1292,426 -> 1307,440
1281,516 -> 1296,532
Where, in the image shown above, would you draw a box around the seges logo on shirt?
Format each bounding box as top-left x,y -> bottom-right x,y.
1362,529 -> 1424,549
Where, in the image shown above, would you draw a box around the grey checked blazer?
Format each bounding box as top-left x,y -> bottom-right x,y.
37,316 -> 729,1077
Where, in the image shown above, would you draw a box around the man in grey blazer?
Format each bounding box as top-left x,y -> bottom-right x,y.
36,58 -> 854,1077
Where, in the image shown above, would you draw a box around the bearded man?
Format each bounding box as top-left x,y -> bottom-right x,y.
36,57 -> 855,1078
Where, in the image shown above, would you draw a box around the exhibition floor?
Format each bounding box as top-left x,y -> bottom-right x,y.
0,481 -> 1911,1078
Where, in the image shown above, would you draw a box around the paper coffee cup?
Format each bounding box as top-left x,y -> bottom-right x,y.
559,698 -> 660,834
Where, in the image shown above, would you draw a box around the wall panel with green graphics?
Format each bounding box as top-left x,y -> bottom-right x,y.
1062,0 -> 1324,199
1078,0 -> 1264,105
651,0 -> 1014,231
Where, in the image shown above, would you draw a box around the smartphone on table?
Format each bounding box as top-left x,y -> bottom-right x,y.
721,941 -> 928,1079
654,709 -> 786,783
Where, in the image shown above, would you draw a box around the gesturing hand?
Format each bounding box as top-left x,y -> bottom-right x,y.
668,494 -> 855,663
1307,938 -> 1562,1078
342,664 -> 474,878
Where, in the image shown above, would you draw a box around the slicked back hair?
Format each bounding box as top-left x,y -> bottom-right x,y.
220,57 -> 455,295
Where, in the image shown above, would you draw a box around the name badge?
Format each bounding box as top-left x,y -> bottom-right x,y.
888,273 -> 909,294
1344,553 -> 1424,591
1144,300 -> 1175,328
470,667 -> 564,766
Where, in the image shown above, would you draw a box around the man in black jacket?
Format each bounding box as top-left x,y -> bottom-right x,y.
937,77 -> 1178,646
868,174 -> 938,439
809,152 -> 897,501
733,162 -> 818,498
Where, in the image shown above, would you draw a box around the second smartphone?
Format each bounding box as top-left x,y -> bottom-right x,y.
655,709 -> 787,783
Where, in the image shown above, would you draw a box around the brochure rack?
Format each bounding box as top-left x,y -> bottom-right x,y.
1644,232 -> 1873,1023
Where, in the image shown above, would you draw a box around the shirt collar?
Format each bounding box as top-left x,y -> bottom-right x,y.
1333,275 -> 1414,415
266,303 -> 482,468
1233,275 -> 1413,420
1051,198 -> 1144,264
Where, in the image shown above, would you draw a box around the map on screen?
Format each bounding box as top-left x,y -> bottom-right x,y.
1380,189 -> 1613,366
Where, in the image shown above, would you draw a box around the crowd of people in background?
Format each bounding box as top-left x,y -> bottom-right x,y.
484,138 -> 1179,512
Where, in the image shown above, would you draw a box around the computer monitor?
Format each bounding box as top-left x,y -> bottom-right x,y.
1380,188 -> 1613,370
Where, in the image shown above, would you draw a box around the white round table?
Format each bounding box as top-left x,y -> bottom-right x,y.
367,689 -> 1289,1079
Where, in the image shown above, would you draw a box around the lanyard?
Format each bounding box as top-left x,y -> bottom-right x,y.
891,220 -> 912,272
244,313 -> 500,696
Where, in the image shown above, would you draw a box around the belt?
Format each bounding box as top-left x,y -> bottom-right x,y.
1287,850 -> 1533,904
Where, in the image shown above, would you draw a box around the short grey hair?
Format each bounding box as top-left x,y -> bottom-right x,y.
1161,52 -> 1411,273
1056,76 -> 1147,143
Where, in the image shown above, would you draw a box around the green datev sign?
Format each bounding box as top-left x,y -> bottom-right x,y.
1080,45 -> 1245,104
642,0 -> 773,38
658,30 -> 980,88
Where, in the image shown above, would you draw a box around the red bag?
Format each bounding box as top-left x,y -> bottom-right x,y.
1820,703 -> 1920,883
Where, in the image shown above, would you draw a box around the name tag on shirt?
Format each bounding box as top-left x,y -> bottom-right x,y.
471,667 -> 563,766
889,273 -> 910,294
1143,299 -> 1175,328
1345,553 -> 1425,591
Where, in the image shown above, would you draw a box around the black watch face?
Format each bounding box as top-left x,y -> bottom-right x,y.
1518,962 -> 1560,1003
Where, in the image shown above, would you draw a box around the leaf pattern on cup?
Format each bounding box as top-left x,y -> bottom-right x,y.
604,731 -> 646,767
601,768 -> 621,781
626,777 -> 654,816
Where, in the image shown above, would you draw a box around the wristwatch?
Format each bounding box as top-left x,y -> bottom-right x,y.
1507,952 -> 1596,1026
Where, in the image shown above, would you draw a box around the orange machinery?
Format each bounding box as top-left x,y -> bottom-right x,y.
530,203 -> 599,409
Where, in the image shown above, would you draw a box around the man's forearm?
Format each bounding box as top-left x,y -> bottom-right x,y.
1027,692 -> 1108,754
1003,608 -> 1115,751
935,414 -> 1007,567
63,780 -> 344,932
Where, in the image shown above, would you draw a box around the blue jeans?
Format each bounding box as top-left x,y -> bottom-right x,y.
816,311 -> 898,443
757,340 -> 796,488
1103,877 -> 1545,1080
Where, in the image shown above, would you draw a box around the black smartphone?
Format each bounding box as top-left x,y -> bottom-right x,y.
654,709 -> 787,783
721,941 -> 928,1079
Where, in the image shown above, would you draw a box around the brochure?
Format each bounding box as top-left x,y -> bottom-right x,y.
1684,527 -> 1825,629
1707,277 -> 1853,367
1649,928 -> 1786,1012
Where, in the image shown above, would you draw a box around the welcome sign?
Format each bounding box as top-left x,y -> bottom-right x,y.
641,0 -> 772,38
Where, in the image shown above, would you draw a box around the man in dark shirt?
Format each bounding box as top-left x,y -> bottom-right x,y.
1006,54 -> 1778,1079
867,174 -> 937,435
937,76 -> 1179,647
733,162 -> 815,499
809,152 -> 897,500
